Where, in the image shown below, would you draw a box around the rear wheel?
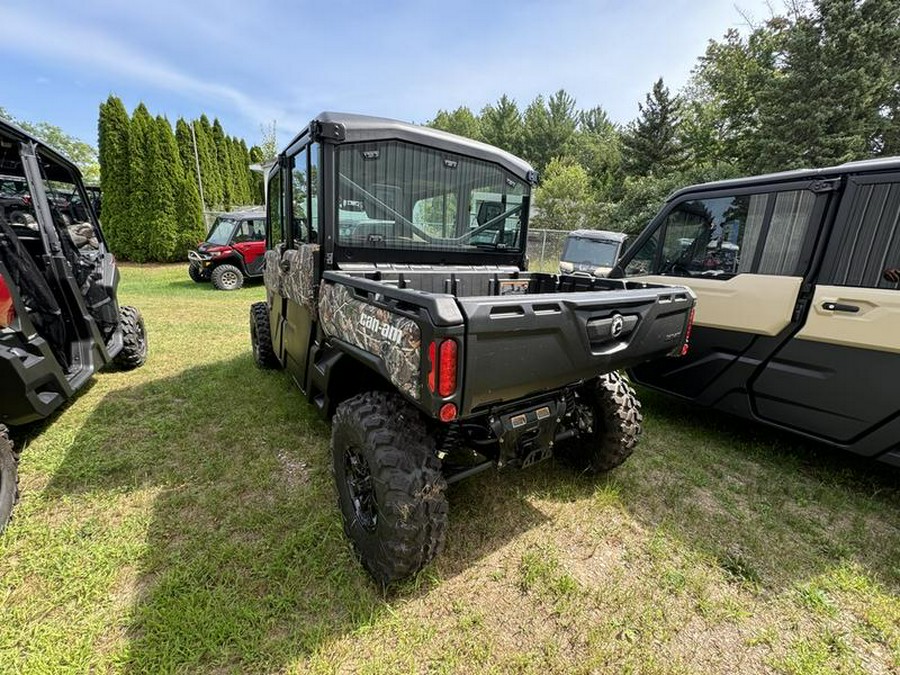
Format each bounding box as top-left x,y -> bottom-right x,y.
114,305 -> 148,370
211,264 -> 243,291
0,425 -> 19,535
332,392 -> 448,585
249,301 -> 279,368
559,371 -> 643,472
188,262 -> 206,283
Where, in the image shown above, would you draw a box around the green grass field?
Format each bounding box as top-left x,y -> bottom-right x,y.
1,264 -> 898,674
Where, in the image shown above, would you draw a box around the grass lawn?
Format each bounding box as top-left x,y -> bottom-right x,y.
1,263 -> 898,674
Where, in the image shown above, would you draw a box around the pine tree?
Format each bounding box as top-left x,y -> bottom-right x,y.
239,140 -> 255,204
170,121 -> 205,253
429,106 -> 482,140
175,118 -> 204,205
146,116 -> 180,261
249,145 -> 265,203
212,119 -> 233,209
480,95 -> 524,157
228,137 -> 246,206
127,104 -> 155,261
621,78 -> 686,177
196,115 -> 222,209
97,95 -> 131,257
522,90 -> 578,172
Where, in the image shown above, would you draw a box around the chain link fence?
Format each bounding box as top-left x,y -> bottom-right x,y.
526,228 -> 569,272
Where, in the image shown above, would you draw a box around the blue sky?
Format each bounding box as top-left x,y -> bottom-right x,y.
1,0 -> 770,149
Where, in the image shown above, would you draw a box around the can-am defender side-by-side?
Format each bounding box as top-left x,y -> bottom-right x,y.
187,207 -> 266,290
558,229 -> 629,278
250,113 -> 696,584
613,159 -> 900,467
0,119 -> 148,533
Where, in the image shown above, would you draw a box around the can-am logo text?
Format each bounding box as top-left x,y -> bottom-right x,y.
359,314 -> 403,345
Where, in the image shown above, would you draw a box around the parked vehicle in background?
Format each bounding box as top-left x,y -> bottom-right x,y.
613,158 -> 900,467
187,206 -> 266,290
250,112 -> 696,584
558,229 -> 628,277
0,175 -> 36,226
0,119 -> 148,533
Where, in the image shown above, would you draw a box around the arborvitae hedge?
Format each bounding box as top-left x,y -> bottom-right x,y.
97,95 -> 131,257
97,97 -> 261,261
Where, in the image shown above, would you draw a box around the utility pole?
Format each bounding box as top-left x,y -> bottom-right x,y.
190,120 -> 206,209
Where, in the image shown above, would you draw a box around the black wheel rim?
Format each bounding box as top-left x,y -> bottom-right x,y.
573,397 -> 595,436
135,318 -> 146,354
344,447 -> 377,531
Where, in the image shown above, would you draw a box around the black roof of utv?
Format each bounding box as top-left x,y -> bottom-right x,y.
668,156 -> 900,202
284,111 -> 538,184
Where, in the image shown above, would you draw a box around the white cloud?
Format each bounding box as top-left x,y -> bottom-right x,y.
0,4 -> 302,129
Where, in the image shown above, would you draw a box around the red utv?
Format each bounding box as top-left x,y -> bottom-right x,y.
187,206 -> 266,290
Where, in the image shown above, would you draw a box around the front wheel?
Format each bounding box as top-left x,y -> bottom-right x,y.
211,264 -> 243,291
188,262 -> 206,283
332,392 -> 448,585
114,305 -> 148,370
558,372 -> 643,473
0,425 -> 19,535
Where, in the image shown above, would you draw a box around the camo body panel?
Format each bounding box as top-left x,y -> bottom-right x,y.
263,249 -> 282,296
282,244 -> 319,317
319,282 -> 422,400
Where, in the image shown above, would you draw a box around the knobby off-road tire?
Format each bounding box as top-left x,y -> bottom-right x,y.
188,262 -> 206,283
249,301 -> 279,369
564,371 -> 643,473
332,392 -> 448,585
211,264 -> 243,291
113,305 -> 148,370
0,425 -> 19,535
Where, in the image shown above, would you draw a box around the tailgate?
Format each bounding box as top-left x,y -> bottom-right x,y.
456,285 -> 694,413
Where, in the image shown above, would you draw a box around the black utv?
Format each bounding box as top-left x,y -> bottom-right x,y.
0,119 -> 147,532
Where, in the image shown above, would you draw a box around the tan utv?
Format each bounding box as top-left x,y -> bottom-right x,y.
610,158 -> 900,467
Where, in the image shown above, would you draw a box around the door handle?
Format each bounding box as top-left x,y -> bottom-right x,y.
822,302 -> 860,313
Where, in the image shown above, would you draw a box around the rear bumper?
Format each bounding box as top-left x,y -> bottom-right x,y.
0,333 -> 69,426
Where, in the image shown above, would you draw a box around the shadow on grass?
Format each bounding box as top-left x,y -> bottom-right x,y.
44,354 -> 546,672
613,389 -> 900,592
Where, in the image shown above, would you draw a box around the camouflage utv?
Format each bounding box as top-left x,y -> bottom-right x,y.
250,113 -> 695,584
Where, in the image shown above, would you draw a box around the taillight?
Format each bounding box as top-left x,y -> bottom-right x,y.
427,341 -> 436,392
680,307 -> 695,357
427,338 -> 459,398
0,273 -> 16,328
438,339 -> 457,396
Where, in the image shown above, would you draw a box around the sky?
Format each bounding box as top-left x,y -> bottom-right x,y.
1,0 -> 772,150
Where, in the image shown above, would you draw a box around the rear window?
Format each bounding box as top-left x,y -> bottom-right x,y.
335,140 -> 528,254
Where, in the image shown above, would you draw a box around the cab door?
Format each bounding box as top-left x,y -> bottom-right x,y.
749,174 -> 900,454
233,218 -> 267,275
622,184 -> 825,402
264,160 -> 289,363
279,143 -> 321,391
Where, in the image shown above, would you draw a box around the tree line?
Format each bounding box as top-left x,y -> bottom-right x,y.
0,106 -> 100,183
98,95 -> 266,262
429,0 -> 900,234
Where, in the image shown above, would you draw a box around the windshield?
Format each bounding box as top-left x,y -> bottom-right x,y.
206,218 -> 237,245
561,237 -> 621,268
335,140 -> 528,253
